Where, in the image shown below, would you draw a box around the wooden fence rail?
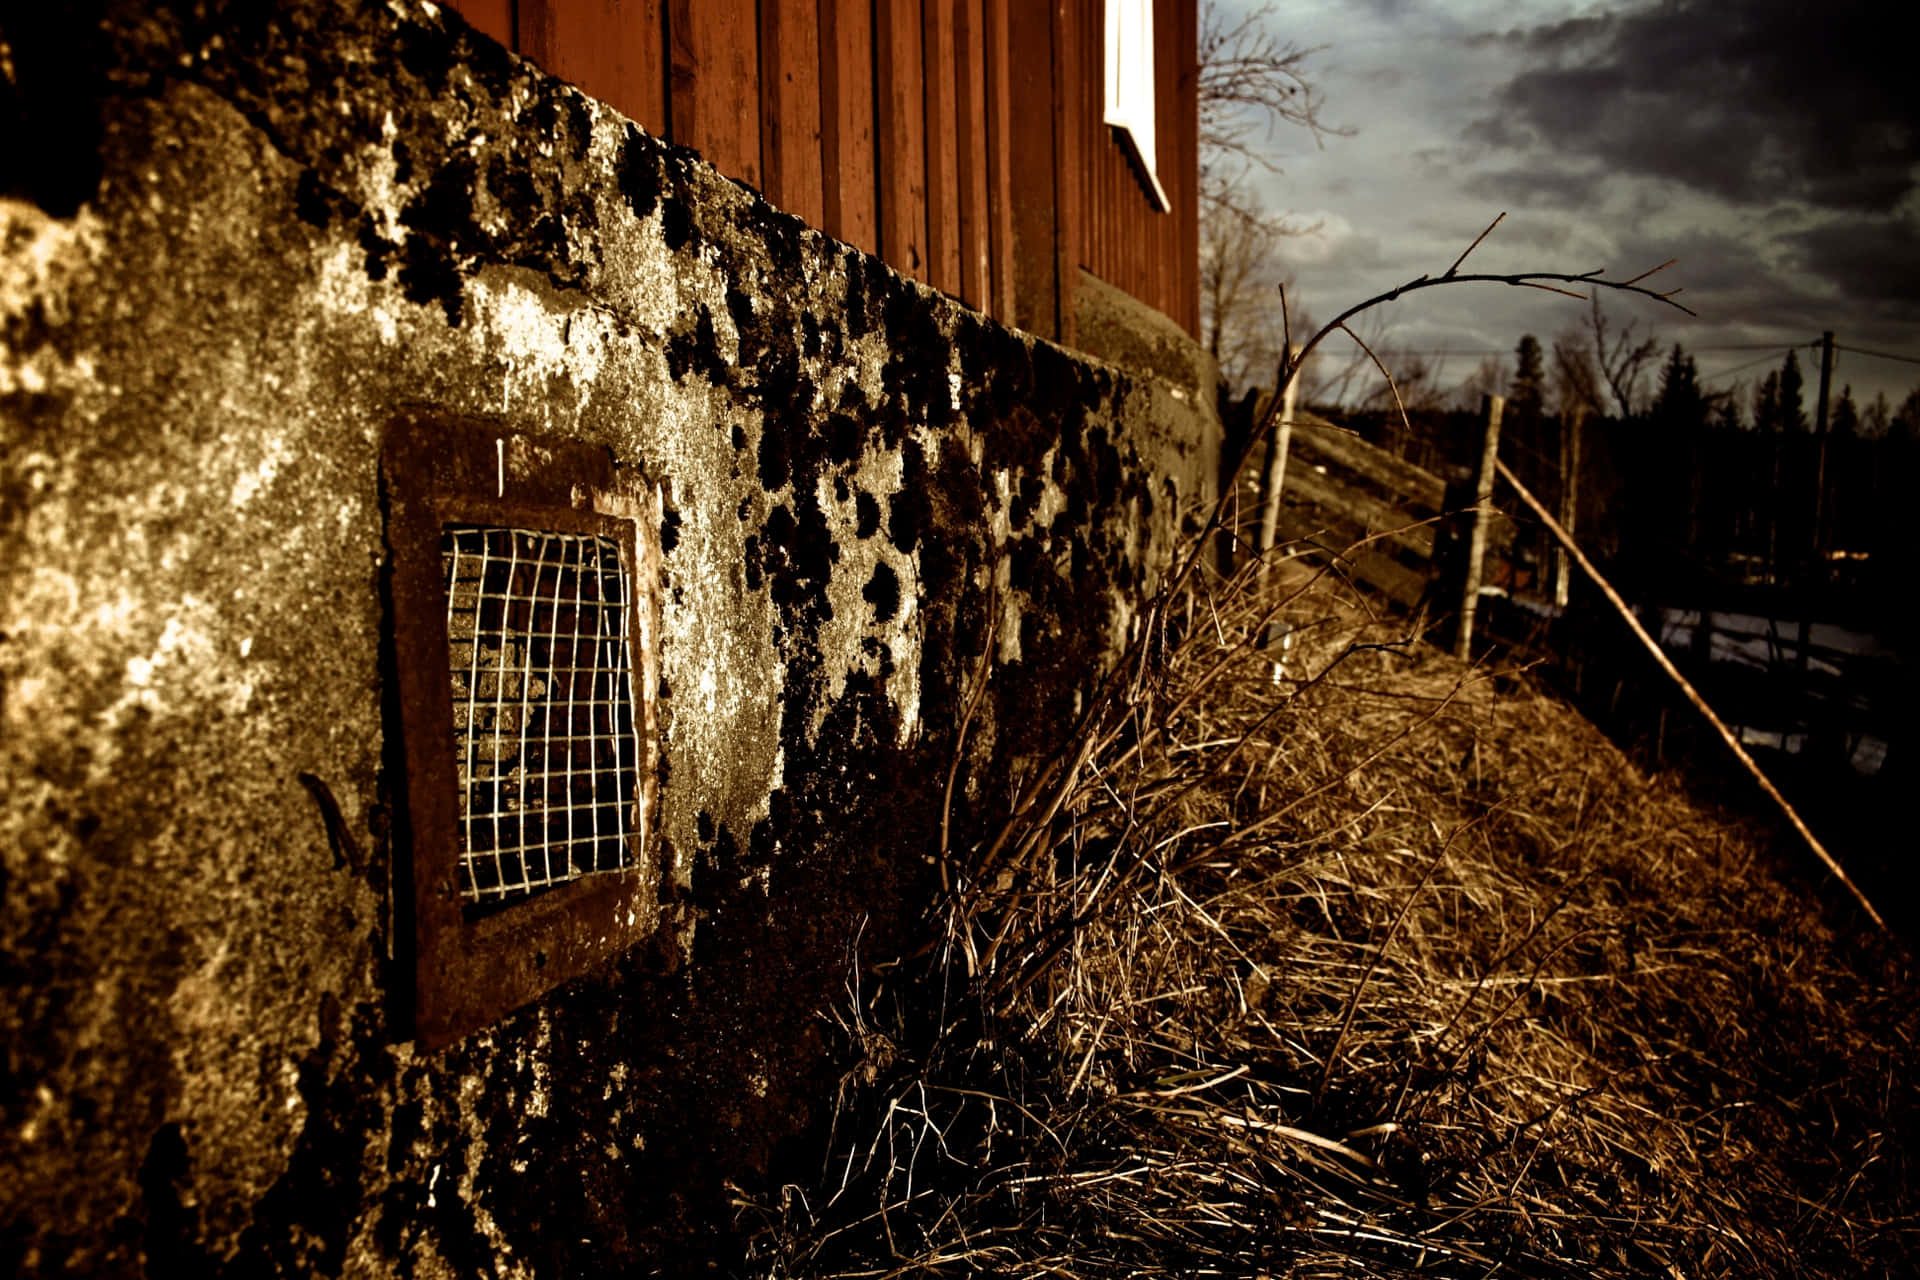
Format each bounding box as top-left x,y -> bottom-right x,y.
1267,401 -> 1516,632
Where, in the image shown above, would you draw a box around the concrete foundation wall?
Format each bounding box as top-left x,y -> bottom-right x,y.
0,2 -> 1216,1273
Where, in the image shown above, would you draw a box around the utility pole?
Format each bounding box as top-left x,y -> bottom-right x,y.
1811,330 -> 1834,553
1798,332 -> 1834,678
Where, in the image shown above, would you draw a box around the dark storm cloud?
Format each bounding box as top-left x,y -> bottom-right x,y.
1613,228 -> 1766,297
1472,0 -> 1919,212
1476,164 -> 1608,211
1643,251 -> 1828,343
1789,218 -> 1920,315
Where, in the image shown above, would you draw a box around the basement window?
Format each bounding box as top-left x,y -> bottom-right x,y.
1104,0 -> 1171,213
384,414 -> 664,1048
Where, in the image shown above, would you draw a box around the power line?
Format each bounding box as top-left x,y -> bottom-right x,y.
1331,341 -> 1823,360
1698,349 -> 1799,384
1319,336 -> 1917,385
1834,342 -> 1920,369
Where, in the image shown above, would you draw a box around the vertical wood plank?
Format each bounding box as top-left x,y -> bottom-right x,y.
1005,0 -> 1057,336
1076,5 -> 1095,285
922,0 -> 962,297
1086,7 -> 1114,299
449,0 -> 516,51
1140,0 -> 1166,325
759,0 -> 825,226
954,0 -> 991,312
667,0 -> 762,190
1171,0 -> 1199,334
875,0 -> 929,280
983,0 -> 1016,325
518,0 -> 668,136
1051,0 -> 1080,346
1070,0 -> 1200,336
819,0 -> 879,255
1133,0 -> 1154,313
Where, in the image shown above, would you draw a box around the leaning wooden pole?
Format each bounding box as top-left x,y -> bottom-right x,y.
1495,457 -> 1888,932
1454,393 -> 1504,660
1254,350 -> 1301,565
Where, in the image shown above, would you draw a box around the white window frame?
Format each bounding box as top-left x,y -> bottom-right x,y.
1103,0 -> 1171,213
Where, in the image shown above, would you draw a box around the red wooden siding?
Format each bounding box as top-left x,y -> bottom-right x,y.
819,0 -> 879,256
954,0 -> 992,316
921,1 -> 961,296
1004,0 -> 1062,339
441,0 -> 1198,341
874,0 -> 930,280
1067,0 -> 1197,336
760,0 -> 826,228
668,0 -> 761,189
518,0 -> 667,135
983,0 -> 1016,327
1052,0 -> 1083,342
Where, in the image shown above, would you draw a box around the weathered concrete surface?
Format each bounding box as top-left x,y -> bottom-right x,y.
0,2 -> 1217,1274
1073,268 -> 1220,407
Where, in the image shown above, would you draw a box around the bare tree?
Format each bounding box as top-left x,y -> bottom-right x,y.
1198,2 -> 1340,187
1201,204 -> 1319,392
1302,313 -> 1389,409
1355,340 -> 1446,414
1587,295 -> 1659,418
1551,329 -> 1605,420
1197,2 -> 1345,396
1453,353 -> 1510,411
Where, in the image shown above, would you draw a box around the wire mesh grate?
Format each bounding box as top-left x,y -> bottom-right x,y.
442,524 -> 640,904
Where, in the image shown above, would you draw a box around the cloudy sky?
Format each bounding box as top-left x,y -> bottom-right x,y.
1233,0 -> 1920,415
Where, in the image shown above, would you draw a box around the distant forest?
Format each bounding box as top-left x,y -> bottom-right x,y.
1322,338 -> 1920,633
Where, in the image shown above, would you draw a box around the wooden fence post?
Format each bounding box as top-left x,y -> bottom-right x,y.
1253,352 -> 1300,665
1553,405 -> 1582,609
1254,350 -> 1300,567
1454,392 -> 1504,660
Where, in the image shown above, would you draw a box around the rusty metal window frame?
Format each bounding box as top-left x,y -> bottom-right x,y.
383,413 -> 663,1048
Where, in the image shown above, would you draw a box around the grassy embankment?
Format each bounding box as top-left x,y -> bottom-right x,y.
740,532 -> 1918,1278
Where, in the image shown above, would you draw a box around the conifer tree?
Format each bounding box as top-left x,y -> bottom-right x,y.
1753,370 -> 1782,432
1511,334 -> 1545,421
1831,386 -> 1858,437
1779,350 -> 1807,432
1713,382 -> 1745,430
1651,343 -> 1707,431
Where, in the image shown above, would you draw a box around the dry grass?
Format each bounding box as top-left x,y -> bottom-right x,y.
737,536 -> 1919,1279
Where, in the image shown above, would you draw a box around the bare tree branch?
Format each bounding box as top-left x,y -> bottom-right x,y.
1340,322 -> 1411,427
1551,330 -> 1604,419
1198,1 -> 1347,173
1197,2 -> 1347,395
1445,211 -> 1507,278
1168,215 -> 1695,605
1588,294 -> 1661,418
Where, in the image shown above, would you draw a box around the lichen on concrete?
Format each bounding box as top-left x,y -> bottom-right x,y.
0,1 -> 1217,1274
